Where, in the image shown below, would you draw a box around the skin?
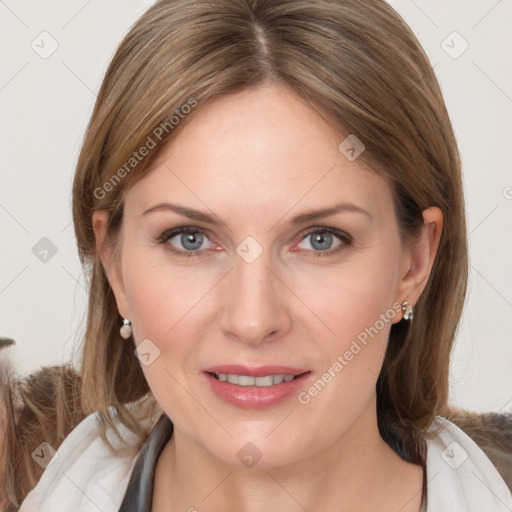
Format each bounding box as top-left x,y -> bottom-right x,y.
93,82 -> 442,511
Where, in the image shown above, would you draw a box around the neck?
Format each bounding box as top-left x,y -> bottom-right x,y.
152,397 -> 424,512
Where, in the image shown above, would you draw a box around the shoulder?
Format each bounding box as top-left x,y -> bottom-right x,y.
18,398 -> 162,512
425,416 -> 512,511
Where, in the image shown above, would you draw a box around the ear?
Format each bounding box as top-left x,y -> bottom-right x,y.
393,207 -> 443,320
92,210 -> 130,319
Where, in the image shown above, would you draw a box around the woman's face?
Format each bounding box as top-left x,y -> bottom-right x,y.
99,83 -> 427,468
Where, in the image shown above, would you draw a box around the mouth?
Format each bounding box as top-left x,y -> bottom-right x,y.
206,371 -> 308,387
202,365 -> 312,409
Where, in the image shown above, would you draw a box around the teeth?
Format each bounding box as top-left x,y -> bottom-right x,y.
226,374 -> 239,384
257,375 -> 275,386
215,373 -> 297,386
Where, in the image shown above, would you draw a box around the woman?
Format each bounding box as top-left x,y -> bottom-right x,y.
1,0 -> 511,510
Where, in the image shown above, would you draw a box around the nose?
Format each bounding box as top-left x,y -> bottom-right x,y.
219,249 -> 292,346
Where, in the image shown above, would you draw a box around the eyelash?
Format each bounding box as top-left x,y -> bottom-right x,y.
157,226 -> 352,259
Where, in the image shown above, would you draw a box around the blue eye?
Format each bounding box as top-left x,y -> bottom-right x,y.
302,231 -> 337,251
158,227 -> 214,257
158,226 -> 351,258
297,228 -> 351,257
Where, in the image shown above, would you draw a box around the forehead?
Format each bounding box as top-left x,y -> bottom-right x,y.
127,83 -> 393,222
167,83 -> 344,174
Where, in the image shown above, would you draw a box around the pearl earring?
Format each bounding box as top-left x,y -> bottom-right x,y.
120,318 -> 132,339
401,300 -> 414,321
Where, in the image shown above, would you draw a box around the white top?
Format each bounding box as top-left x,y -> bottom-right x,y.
19,405 -> 512,512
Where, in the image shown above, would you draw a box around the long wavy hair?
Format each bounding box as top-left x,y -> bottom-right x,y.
1,0 -> 468,508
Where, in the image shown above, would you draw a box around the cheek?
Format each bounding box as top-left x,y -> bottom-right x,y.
298,251 -> 400,345
121,249 -> 219,408
291,256 -> 400,439
290,244 -> 402,408
125,269 -> 170,341
122,240 -> 214,341
121,256 -> 210,423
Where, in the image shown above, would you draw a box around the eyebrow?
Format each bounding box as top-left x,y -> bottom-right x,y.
141,201 -> 371,226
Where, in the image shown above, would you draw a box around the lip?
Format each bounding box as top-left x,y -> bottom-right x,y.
202,365 -> 312,409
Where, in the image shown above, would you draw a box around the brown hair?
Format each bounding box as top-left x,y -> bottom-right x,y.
0,361 -> 84,510
1,0 -> 468,507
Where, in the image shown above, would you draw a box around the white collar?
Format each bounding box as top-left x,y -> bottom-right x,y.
424,416 -> 512,510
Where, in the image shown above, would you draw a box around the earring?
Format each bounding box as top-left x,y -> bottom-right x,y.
401,301 -> 413,321
120,318 -> 132,339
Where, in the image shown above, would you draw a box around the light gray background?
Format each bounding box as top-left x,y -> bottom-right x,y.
0,0 -> 511,413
